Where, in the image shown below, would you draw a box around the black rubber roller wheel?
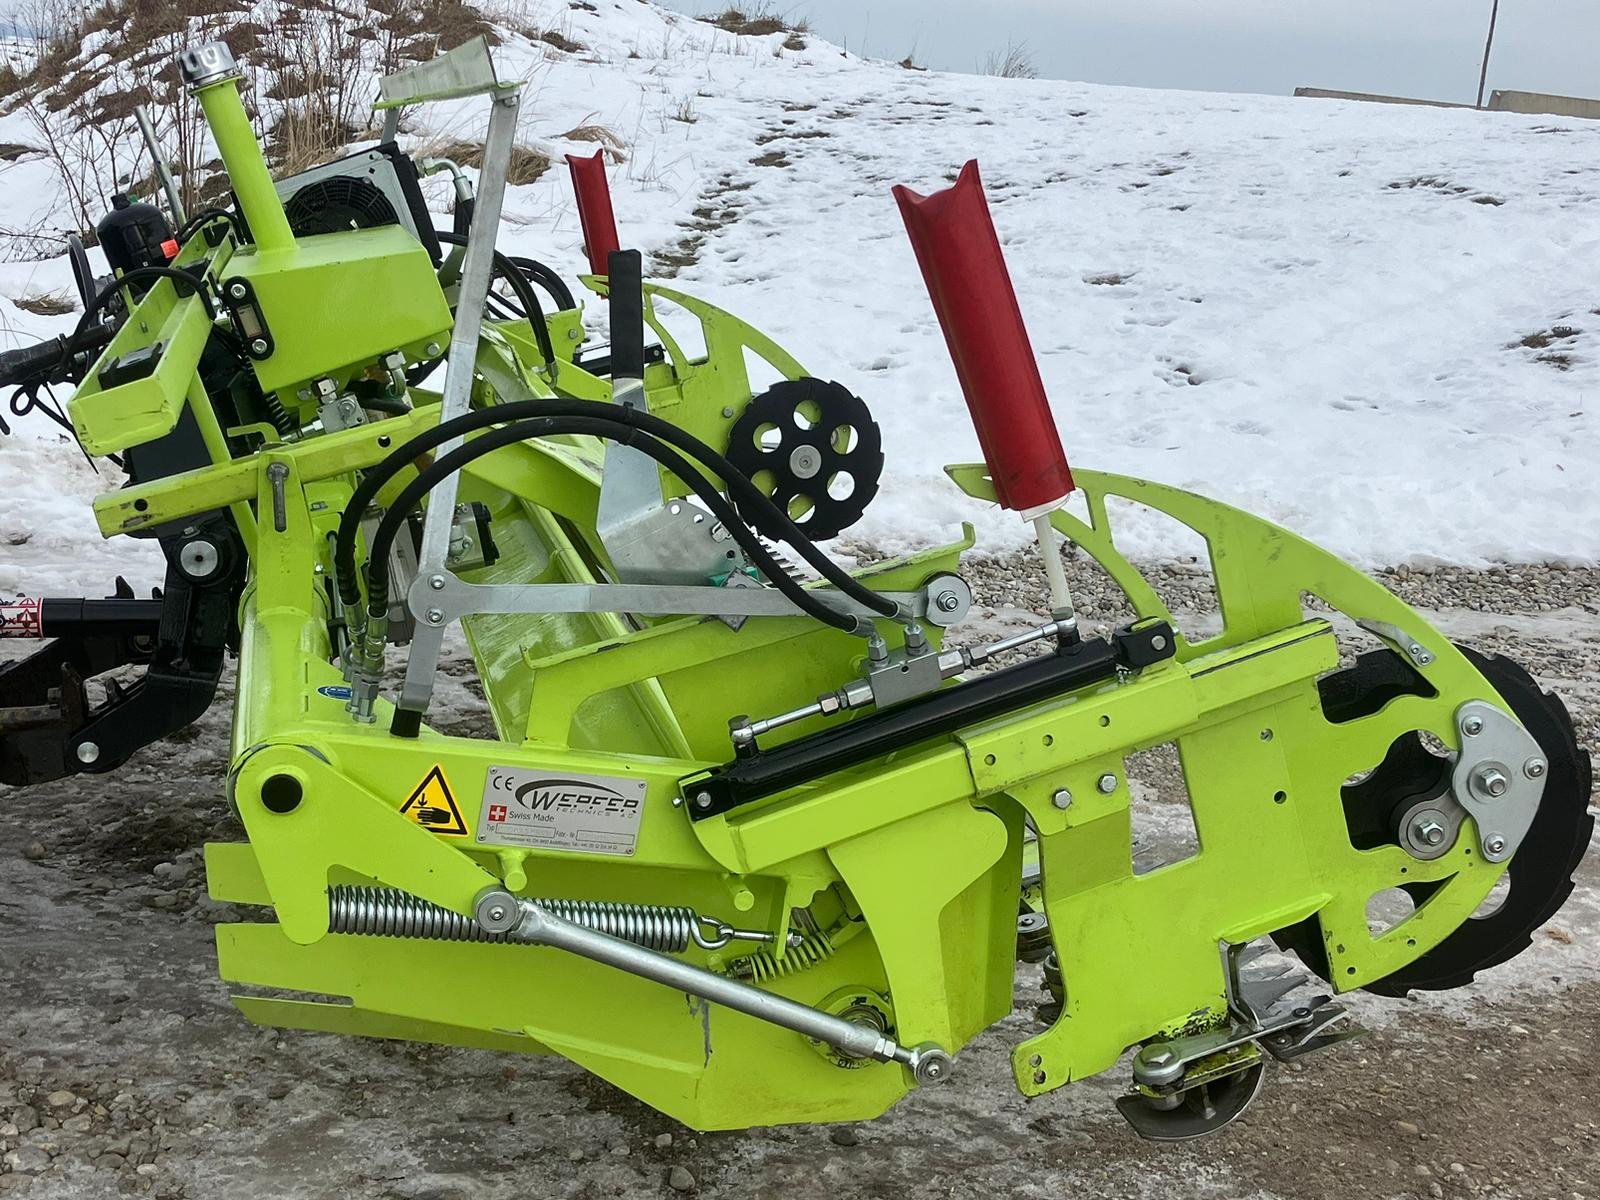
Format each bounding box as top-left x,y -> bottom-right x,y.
725,378 -> 884,541
1277,645 -> 1593,996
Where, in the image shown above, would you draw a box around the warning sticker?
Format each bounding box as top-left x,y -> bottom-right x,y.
0,596 -> 41,639
399,764 -> 469,837
478,767 -> 645,856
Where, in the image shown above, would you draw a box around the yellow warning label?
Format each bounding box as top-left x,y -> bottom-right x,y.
398,764 -> 469,837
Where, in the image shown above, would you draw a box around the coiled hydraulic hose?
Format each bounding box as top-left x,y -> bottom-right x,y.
333,397 -> 902,624
363,415 -> 868,635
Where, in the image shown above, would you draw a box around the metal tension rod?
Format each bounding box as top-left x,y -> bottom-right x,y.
473,887 -> 954,1085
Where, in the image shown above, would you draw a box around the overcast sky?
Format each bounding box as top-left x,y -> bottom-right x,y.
664,1 -> 1593,103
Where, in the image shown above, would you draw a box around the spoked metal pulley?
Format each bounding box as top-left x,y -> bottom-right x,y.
725,378 -> 884,541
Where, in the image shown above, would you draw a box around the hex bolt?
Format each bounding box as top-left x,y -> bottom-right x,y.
1524,758 -> 1547,780
1474,766 -> 1510,798
425,342 -> 442,357
76,741 -> 100,765
935,590 -> 961,613
429,575 -> 446,590
227,281 -> 248,300
694,791 -> 713,811
1052,789 -> 1072,811
1097,773 -> 1118,795
1485,835 -> 1508,856
249,337 -> 270,356
425,607 -> 445,625
1150,634 -> 1168,652
1462,715 -> 1484,737
1411,814 -> 1447,847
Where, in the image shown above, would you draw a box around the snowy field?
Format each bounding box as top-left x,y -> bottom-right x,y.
1,0 -> 1598,597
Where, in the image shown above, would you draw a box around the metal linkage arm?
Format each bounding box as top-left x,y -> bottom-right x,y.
473,888 -> 953,1085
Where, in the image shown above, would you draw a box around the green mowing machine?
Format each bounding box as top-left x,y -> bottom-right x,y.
0,38 -> 1590,1139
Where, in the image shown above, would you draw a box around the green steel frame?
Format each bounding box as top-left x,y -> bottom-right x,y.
57,53 -> 1523,1131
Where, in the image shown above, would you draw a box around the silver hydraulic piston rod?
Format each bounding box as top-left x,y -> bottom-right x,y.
729,617 -> 1076,754
473,887 -> 954,1084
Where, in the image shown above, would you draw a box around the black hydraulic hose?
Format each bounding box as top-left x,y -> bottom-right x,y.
176,206 -> 233,243
506,254 -> 577,314
333,398 -> 901,622
74,266 -> 215,335
363,416 -> 863,635
434,231 -> 557,374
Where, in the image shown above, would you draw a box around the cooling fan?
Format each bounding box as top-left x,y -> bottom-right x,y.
274,143 -> 442,262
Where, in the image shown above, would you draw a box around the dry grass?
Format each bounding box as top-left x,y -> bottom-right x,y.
12,289 -> 76,316
981,39 -> 1037,80
708,6 -> 802,37
541,29 -> 585,53
558,123 -> 627,162
425,137 -> 552,186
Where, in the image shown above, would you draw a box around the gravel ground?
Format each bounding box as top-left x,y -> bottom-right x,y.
1,557 -> 1596,1199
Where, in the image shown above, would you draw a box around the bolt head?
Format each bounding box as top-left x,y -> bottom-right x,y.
429,575 -> 446,590
249,337 -> 269,356
425,342 -> 442,357
1417,818 -> 1446,846
789,445 -> 822,480
473,888 -> 521,934
1150,634 -> 1168,651
1485,835 -> 1508,856
1475,766 -> 1510,798
1524,758 -> 1547,779
1052,788 -> 1072,810
75,741 -> 100,765
1097,773 -> 1118,795
1462,715 -> 1484,736
425,607 -> 445,624
912,1047 -> 953,1086
936,590 -> 960,613
227,281 -> 248,300
694,791 -> 713,810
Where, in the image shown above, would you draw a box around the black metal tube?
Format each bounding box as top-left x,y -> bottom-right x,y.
685,637 -> 1125,818
38,598 -> 164,640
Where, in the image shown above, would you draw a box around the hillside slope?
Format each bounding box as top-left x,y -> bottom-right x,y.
0,0 -> 1597,596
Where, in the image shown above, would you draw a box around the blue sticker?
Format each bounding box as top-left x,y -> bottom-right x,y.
317,685 -> 354,700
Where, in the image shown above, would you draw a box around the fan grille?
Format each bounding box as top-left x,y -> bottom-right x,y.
283,175 -> 400,237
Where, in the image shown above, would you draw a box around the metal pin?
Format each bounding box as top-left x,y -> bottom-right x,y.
266,463 -> 289,533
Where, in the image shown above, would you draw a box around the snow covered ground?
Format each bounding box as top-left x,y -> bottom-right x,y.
1,0 -> 1598,596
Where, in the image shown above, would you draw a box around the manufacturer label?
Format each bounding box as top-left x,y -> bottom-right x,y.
478,767 -> 645,856
317,684 -> 353,700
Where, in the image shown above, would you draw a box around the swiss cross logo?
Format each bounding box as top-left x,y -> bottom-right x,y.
488,804 -> 508,822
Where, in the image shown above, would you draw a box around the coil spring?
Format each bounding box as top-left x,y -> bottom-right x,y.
730,928 -> 835,982
328,886 -> 714,953
263,392 -> 298,437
